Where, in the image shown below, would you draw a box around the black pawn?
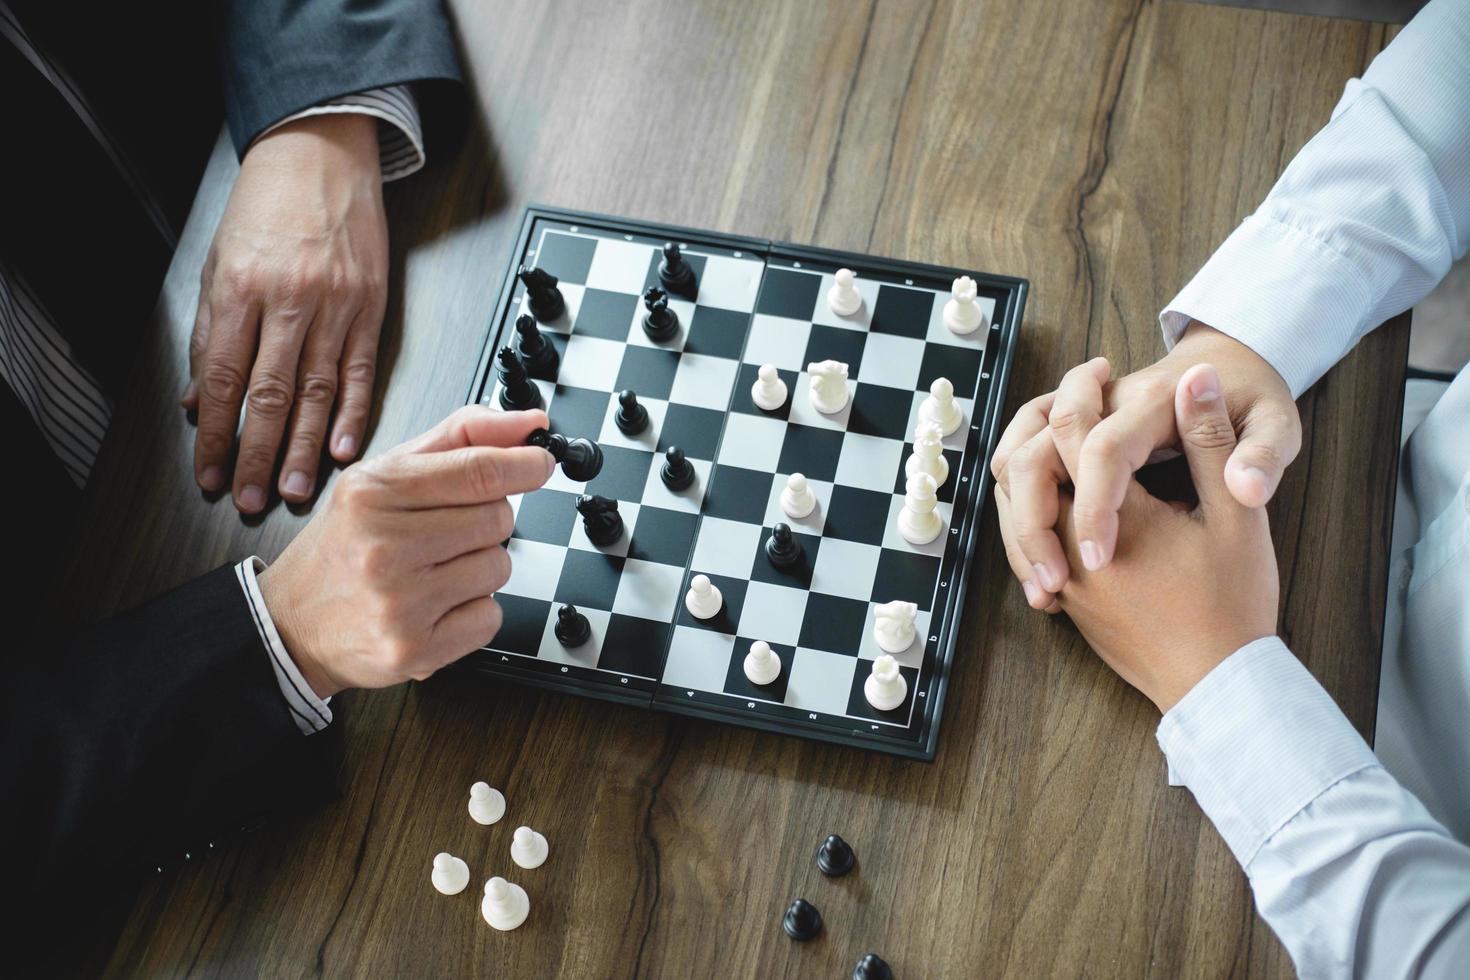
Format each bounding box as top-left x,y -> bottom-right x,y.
660,446 -> 695,491
658,242 -> 697,298
576,494 -> 623,547
515,314 -> 559,378
614,390 -> 648,435
642,286 -> 679,341
765,522 -> 802,571
517,264 -> 565,321
554,604 -> 591,647
815,834 -> 855,877
527,429 -> 604,482
852,953 -> 894,980
496,346 -> 541,411
782,898 -> 822,941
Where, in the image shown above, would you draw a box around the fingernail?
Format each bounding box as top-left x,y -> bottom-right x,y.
1080,539 -> 1104,571
335,434 -> 357,458
200,466 -> 224,491
1033,562 -> 1060,592
1022,580 -> 1042,605
181,381 -> 197,404
1188,369 -> 1221,403
283,470 -> 311,497
239,485 -> 266,512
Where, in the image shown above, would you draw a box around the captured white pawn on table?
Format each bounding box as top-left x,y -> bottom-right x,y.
482,876 -> 530,931
827,267 -> 862,316
905,419 -> 949,488
468,781 -> 505,825
943,275 -> 986,335
685,573 -> 724,619
806,359 -> 849,414
780,472 -> 817,520
897,472 -> 944,545
511,825 -> 549,869
743,640 -> 781,685
431,852 -> 470,895
751,363 -> 788,411
919,377 -> 963,436
865,654 -> 908,711
873,599 -> 918,654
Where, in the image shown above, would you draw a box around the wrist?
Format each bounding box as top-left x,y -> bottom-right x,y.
257,563 -> 344,700
1147,631 -> 1274,714
246,113 -> 382,183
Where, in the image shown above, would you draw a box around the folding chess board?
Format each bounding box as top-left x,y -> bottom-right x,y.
460,206 -> 1025,759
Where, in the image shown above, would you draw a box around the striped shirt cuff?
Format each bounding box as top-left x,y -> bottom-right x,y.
235,557 -> 333,735
259,84 -> 425,181
1156,637 -> 1378,866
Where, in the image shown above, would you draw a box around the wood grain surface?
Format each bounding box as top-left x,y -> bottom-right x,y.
55,0 -> 1408,975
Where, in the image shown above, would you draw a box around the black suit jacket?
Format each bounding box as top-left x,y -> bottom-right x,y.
0,0 -> 463,949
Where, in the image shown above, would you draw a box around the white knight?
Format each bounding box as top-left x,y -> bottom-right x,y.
873,600 -> 918,654
807,359 -> 850,414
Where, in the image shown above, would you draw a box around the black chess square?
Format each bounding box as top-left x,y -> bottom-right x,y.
870,284 -> 933,339
532,231 -> 597,284
642,248 -> 708,297
823,485 -> 891,546
553,550 -> 625,610
675,572 -> 748,635
573,288 -> 640,341
750,525 -> 822,589
548,385 -> 613,442
872,549 -> 943,610
487,594 -> 551,655
918,344 -> 984,397
615,346 -> 681,400
627,506 -> 699,566
657,404 -> 725,460
848,384 -> 913,440
802,324 -> 867,376
586,445 -> 657,502
892,448 -> 964,503
511,488 -> 579,545
731,362 -> 797,420
797,592 -> 868,654
755,267 -> 821,320
845,661 -> 919,721
776,424 -> 844,482
599,613 -> 672,678
723,638 -> 794,702
683,306 -> 748,360
704,465 -> 774,524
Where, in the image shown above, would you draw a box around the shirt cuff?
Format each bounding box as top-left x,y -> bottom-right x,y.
1158,212 -> 1374,399
256,84 -> 425,181
234,558 -> 333,735
1156,637 -> 1378,866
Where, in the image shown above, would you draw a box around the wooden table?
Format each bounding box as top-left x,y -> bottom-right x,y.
64,0 -> 1408,975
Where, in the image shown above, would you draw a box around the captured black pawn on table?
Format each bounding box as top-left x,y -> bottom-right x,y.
657,241 -> 697,298
554,604 -> 591,648
517,264 -> 565,321
765,522 -> 803,571
782,898 -> 822,941
660,446 -> 695,491
576,494 -> 623,547
815,833 -> 855,877
514,313 -> 559,378
496,346 -> 541,411
527,429 -> 604,482
614,390 -> 648,435
852,953 -> 894,980
642,286 -> 679,341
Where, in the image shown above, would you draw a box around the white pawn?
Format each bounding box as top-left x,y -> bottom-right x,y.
684,573 -> 723,619
873,600 -> 918,654
743,640 -> 781,685
481,876 -> 530,931
919,377 -> 963,436
431,852 -> 470,895
806,359 -> 850,414
897,473 -> 943,545
904,420 -> 949,488
827,267 -> 862,316
943,275 -> 985,334
510,825 -> 549,869
468,781 -> 506,825
780,472 -> 817,520
864,655 -> 908,711
751,363 -> 788,411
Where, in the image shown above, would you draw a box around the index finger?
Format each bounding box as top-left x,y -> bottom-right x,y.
396,406 -> 550,457
991,391 -> 1055,490
385,444 -> 554,508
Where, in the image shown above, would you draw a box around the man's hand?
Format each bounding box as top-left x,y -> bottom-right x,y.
257,407 -> 553,698
185,113 -> 389,513
991,323 -> 1299,608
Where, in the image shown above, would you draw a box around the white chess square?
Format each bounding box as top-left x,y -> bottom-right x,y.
639,454 -> 713,514
856,601 -> 933,667
906,388 -> 977,451
788,371 -> 853,431
855,333 -> 925,390
612,559 -> 686,622
881,493 -> 955,557
668,353 -> 739,410
716,413 -> 786,472
625,296 -> 695,351
695,254 -> 764,312
662,626 -> 736,692
762,473 -> 834,535
584,238 -> 657,293
536,605 -> 611,669
516,282 -> 584,335
784,648 -> 859,716
809,270 -> 879,330
690,517 -> 762,579
569,502 -> 640,557
558,335 -> 626,391
834,432 -> 906,494
499,539 -> 567,599
742,315 -> 811,370
924,286 -> 993,349
598,395 -> 667,452
810,537 -> 882,599
736,580 -> 809,646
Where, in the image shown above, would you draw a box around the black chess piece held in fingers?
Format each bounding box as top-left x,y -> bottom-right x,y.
765,522 -> 802,571
642,286 -> 679,341
782,899 -> 822,941
514,314 -> 559,378
815,834 -> 855,877
576,494 -> 623,547
554,604 -> 591,647
614,390 -> 648,435
517,264 -> 565,322
657,242 -> 697,298
496,346 -> 541,411
527,429 -> 604,482
660,446 -> 695,491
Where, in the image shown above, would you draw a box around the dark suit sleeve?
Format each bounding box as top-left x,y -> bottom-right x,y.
1,566 -> 335,924
221,0 -> 466,157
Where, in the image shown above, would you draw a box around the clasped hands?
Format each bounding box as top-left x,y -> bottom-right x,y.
992,324 -> 1297,713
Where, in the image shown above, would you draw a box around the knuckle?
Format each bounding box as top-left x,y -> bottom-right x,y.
341,358 -> 376,390
200,362 -> 248,405
1136,374 -> 1177,404
1069,500 -> 1111,530
1048,407 -> 1095,440
1082,427 -> 1124,464
219,259 -> 263,298
465,452 -> 505,501
358,541 -> 393,580
1187,414 -> 1236,451
297,371 -> 338,406
246,374 -> 294,419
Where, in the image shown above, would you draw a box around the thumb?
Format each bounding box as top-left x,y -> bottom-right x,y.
1224,397 -> 1301,508
1174,363 -> 1240,514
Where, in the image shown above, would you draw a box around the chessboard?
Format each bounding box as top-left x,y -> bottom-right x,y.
459,206 -> 1025,760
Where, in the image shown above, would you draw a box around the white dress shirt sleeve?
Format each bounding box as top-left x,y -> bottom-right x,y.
1158,0 -> 1470,397
254,84 -> 426,181
234,558 -> 333,735
1158,637 -> 1470,978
